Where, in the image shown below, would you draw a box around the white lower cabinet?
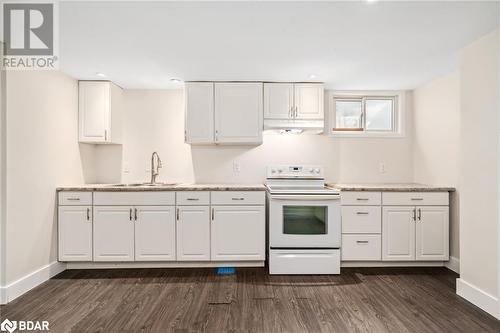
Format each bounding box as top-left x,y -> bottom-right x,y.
135,206 -> 176,261
93,206 -> 135,261
211,206 -> 265,261
176,206 -> 210,261
416,206 -> 449,260
58,206 -> 93,261
382,206 -> 416,261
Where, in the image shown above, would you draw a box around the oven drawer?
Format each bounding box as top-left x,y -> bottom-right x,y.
341,192 -> 381,206
341,206 -> 381,233
270,249 -> 340,274
342,234 -> 381,261
211,191 -> 265,205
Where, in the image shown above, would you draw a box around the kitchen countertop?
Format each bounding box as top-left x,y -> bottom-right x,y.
327,183 -> 455,192
56,183 -> 267,192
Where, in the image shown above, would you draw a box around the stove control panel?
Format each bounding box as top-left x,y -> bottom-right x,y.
267,165 -> 324,178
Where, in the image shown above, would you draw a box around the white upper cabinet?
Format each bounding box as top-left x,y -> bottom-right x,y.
214,82 -> 263,144
264,83 -> 294,119
184,82 -> 215,144
79,81 -> 123,144
294,84 -> 324,119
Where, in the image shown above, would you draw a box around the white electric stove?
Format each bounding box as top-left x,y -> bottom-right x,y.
266,165 -> 341,275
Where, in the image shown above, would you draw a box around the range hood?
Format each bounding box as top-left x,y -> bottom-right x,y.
264,119 -> 325,134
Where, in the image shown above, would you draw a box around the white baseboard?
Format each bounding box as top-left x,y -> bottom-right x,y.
457,278 -> 499,319
341,261 -> 444,268
66,261 -> 265,270
0,261 -> 66,305
445,256 -> 460,273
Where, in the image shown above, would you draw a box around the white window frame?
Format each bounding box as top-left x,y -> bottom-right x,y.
329,91 -> 406,138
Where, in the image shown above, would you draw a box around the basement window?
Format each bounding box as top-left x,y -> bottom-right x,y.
330,92 -> 404,137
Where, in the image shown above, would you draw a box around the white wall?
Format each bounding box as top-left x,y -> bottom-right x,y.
4,71 -> 85,284
457,29 -> 499,318
0,46 -> 6,294
91,90 -> 414,185
413,71 -> 460,260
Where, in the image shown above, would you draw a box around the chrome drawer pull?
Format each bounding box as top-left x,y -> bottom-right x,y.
356,212 -> 369,215
356,240 -> 369,244
186,198 -> 199,201
356,198 -> 369,201
232,198 -> 245,201
411,198 -> 424,201
67,198 -> 80,201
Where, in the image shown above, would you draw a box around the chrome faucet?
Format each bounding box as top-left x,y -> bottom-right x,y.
150,152 -> 162,184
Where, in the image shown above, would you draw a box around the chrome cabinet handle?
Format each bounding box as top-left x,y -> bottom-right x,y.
417,208 -> 421,221
411,198 -> 423,201
356,212 -> 369,215
412,208 -> 416,222
67,198 -> 80,201
215,130 -> 218,142
186,198 -> 199,201
211,208 -> 214,221
294,106 -> 298,118
232,198 -> 244,201
134,208 -> 138,221
104,130 -> 107,141
356,240 -> 369,244
129,208 -> 132,221
176,208 -> 180,221
356,198 -> 369,201
289,106 -> 293,118
86,208 -> 90,221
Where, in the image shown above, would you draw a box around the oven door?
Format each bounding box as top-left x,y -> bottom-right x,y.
269,194 -> 341,248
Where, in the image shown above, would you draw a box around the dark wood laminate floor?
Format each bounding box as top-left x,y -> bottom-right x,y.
1,267 -> 499,332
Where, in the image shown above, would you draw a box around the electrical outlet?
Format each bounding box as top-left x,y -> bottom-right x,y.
379,162 -> 386,174
233,161 -> 241,173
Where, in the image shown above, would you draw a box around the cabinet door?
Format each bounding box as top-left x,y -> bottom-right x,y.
79,81 -> 110,142
211,206 -> 265,261
93,206 -> 134,261
264,83 -> 294,119
416,206 -> 449,261
185,82 -> 214,144
294,83 -> 324,119
214,83 -> 263,144
382,206 -> 415,261
58,206 -> 92,261
135,206 -> 176,261
177,206 -> 210,261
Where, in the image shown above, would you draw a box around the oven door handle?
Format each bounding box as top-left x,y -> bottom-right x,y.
270,195 -> 340,200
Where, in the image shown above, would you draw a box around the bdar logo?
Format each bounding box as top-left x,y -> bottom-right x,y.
0,319 -> 17,333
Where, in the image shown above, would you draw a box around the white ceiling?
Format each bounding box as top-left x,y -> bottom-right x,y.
60,1 -> 499,90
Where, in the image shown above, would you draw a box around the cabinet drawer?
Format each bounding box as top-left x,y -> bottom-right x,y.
341,234 -> 381,261
211,191 -> 265,205
342,206 -> 381,234
93,191 -> 175,205
177,191 -> 210,205
341,192 -> 381,206
270,249 -> 340,274
58,192 -> 92,206
382,192 -> 449,206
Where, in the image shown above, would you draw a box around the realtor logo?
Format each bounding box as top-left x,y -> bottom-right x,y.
3,3 -> 53,55
2,2 -> 58,69
0,319 -> 17,333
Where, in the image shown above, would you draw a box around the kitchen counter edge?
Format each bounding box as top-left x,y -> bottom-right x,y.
57,184 -> 266,192
327,183 -> 455,192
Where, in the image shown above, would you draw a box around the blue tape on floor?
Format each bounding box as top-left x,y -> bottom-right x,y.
217,267 -> 236,275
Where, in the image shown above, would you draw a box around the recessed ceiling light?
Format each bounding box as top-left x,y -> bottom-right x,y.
170,78 -> 183,83
95,72 -> 106,78
308,74 -> 317,80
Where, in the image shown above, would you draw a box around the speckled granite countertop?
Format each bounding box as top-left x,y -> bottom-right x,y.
327,183 -> 455,192
57,183 -> 266,192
